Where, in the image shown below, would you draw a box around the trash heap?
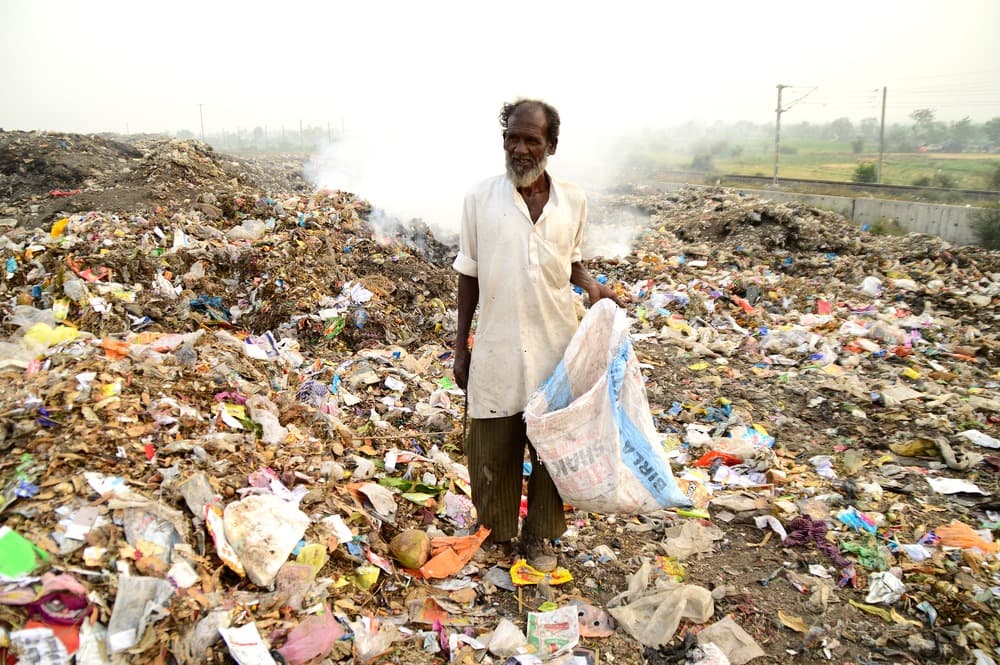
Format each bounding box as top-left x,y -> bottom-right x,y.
1,133 -> 1000,665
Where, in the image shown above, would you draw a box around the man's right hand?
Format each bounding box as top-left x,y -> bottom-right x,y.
454,343 -> 471,391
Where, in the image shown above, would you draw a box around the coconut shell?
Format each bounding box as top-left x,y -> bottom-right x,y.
390,529 -> 431,569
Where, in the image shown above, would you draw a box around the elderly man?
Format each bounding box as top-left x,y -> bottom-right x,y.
453,99 -> 621,571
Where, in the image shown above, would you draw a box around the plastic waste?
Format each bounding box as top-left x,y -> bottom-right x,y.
572,601 -> 615,638
934,520 -> 997,554
0,526 -> 49,579
226,219 -> 266,241
860,276 -> 883,297
686,642 -> 731,665
661,520 -> 723,560
223,494 -> 310,586
218,622 -> 276,665
695,617 -> 765,665
106,576 -> 174,653
865,571 -> 906,605
486,618 -> 528,657
246,394 -> 289,445
526,605 -> 580,659
10,627 -> 70,664
276,605 -> 344,665
348,616 -> 399,664
608,578 -> 714,647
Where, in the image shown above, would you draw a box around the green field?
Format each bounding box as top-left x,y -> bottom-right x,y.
631,139 -> 1000,192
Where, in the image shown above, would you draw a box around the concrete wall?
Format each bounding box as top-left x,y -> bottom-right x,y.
656,183 -> 989,246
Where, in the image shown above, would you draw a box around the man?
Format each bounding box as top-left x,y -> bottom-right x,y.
452,99 -> 622,572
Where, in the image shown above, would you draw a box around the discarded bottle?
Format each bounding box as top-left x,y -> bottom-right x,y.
353,308 -> 368,328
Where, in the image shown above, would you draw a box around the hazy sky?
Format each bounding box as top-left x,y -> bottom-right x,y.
2,0 -> 998,136
2,0 -> 998,233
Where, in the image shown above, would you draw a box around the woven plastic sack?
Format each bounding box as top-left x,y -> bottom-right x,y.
524,299 -> 690,514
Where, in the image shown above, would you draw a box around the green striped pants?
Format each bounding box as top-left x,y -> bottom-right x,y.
465,414 -> 566,542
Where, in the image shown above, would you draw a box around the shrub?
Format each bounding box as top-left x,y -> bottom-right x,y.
933,173 -> 957,189
852,161 -> 877,183
989,162 -> 1000,190
868,216 -> 905,236
851,138 -> 864,154
690,153 -> 714,172
912,175 -> 932,187
972,202 -> 1000,249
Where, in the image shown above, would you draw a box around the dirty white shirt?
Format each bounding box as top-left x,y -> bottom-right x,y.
453,173 -> 585,419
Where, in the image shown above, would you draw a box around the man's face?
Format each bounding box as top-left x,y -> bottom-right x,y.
503,106 -> 555,187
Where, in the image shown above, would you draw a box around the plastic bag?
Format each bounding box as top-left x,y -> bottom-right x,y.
608,580 -> 714,647
935,520 -> 997,554
223,494 -> 310,586
524,300 -> 690,514
695,617 -> 765,665
276,605 -> 343,665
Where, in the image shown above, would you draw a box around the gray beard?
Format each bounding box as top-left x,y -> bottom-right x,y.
506,153 -> 548,188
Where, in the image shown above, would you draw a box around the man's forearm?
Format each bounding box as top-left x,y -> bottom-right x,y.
456,273 -> 480,347
570,261 -> 596,291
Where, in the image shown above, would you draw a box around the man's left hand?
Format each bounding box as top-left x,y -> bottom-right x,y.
586,282 -> 628,308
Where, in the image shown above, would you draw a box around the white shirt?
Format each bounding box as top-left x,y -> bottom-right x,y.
453,174 -> 586,419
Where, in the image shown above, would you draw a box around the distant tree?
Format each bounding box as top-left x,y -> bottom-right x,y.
910,108 -> 945,144
830,117 -> 854,141
949,117 -> 974,149
860,117 -> 879,140
690,153 -> 714,172
851,137 -> 864,154
887,125 -> 915,152
985,117 -> 1000,144
176,129 -> 195,139
991,163 -> 1000,190
852,161 -> 877,183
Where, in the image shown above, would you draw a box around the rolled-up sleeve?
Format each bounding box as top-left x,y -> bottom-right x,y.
452,190 -> 479,277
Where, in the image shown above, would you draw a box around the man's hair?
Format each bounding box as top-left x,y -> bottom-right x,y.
499,99 -> 560,145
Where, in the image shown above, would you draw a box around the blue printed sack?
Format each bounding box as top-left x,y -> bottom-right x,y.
524,299 -> 691,514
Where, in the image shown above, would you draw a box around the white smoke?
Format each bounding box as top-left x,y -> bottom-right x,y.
303,105 -> 637,254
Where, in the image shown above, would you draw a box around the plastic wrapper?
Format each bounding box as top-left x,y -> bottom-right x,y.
526,605 -> 580,660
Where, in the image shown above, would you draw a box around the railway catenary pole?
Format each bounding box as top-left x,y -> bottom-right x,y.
877,86 -> 887,184
773,84 -> 786,186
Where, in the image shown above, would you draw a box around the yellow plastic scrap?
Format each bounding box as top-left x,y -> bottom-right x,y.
902,367 -> 921,380
509,559 -> 573,586
23,322 -> 80,352
50,217 -> 69,238
666,317 -> 692,335
889,438 -> 939,458
688,362 -> 709,371
350,564 -> 381,591
296,543 -> 329,576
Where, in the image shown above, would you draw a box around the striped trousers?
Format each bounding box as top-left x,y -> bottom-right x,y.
465,414 -> 566,542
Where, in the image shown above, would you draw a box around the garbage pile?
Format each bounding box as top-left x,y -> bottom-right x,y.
1,132 -> 1000,665
0,131 -> 309,228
